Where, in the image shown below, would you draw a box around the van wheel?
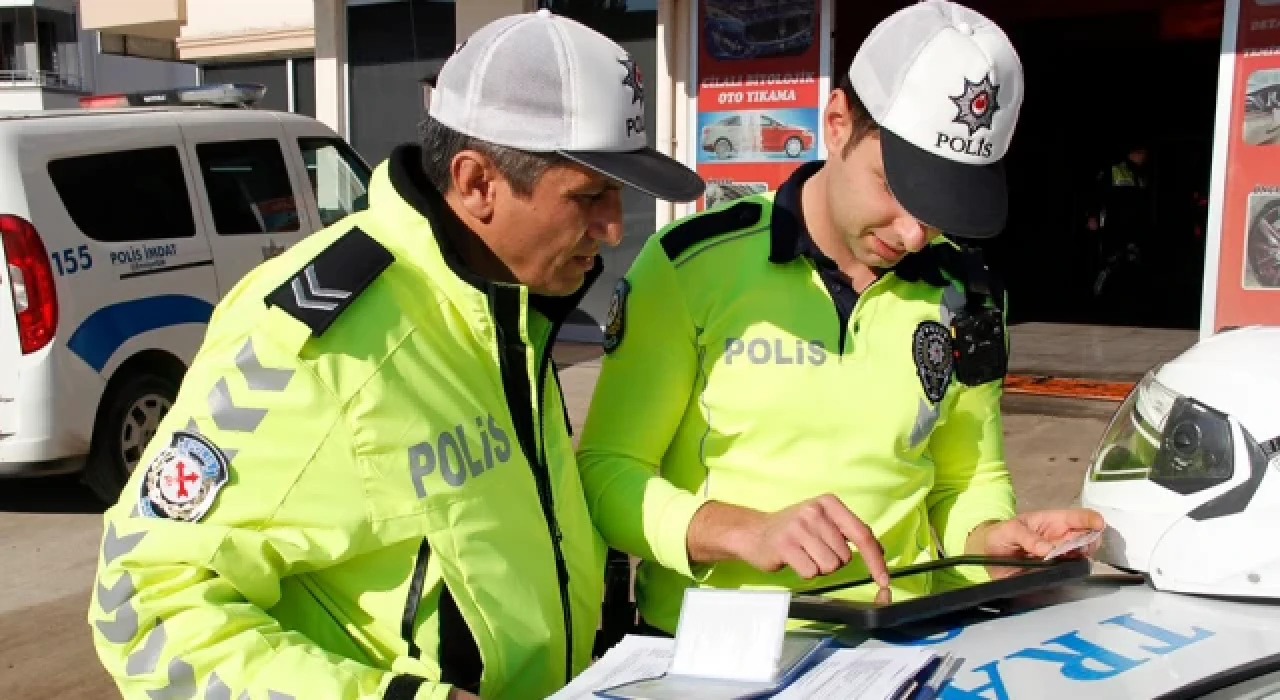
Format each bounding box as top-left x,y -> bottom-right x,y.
714,138 -> 733,159
85,373 -> 178,505
785,137 -> 803,157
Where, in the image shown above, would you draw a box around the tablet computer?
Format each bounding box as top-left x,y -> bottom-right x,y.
788,556 -> 1092,630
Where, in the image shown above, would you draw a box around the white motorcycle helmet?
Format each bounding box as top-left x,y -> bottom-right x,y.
1080,325 -> 1280,598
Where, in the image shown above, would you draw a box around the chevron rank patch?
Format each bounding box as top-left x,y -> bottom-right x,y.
266,226 -> 394,337
139,430 -> 230,522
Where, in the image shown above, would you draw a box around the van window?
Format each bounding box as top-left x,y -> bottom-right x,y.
299,137 -> 371,227
47,146 -> 197,242
195,139 -> 301,235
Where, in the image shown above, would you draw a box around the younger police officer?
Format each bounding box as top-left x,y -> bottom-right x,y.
577,0 -> 1104,636
88,10 -> 703,700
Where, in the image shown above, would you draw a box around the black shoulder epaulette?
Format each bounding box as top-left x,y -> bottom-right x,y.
892,246 -> 950,288
265,226 -> 394,337
660,200 -> 763,261
895,243 -> 1005,311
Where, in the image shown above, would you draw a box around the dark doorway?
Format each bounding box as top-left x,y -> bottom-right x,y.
833,0 -> 1221,329
347,0 -> 456,167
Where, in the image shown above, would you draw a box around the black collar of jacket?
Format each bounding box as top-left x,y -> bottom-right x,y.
767,159 -> 828,266
765,158 -> 950,288
387,143 -> 602,324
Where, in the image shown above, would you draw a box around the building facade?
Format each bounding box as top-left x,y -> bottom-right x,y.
0,0 -> 196,111
78,0 -> 1272,336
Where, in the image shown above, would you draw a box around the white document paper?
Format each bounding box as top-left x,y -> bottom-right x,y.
546,636 -> 675,700
769,647 -> 938,700
668,588 -> 792,682
1043,529 -> 1102,561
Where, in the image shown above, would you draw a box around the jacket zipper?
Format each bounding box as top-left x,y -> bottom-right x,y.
401,538 -> 432,659
537,318 -> 574,686
490,286 -> 573,686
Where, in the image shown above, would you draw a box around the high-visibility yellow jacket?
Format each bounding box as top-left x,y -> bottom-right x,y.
88,144 -> 606,700
577,162 -> 1016,634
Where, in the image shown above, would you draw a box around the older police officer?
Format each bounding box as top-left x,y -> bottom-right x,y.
578,0 -> 1103,636
87,10 -> 703,700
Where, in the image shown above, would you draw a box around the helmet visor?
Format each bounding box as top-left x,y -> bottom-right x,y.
1089,369 -> 1237,495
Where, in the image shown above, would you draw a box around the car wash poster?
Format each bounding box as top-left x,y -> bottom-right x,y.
690,0 -> 832,210
1204,0 -> 1280,335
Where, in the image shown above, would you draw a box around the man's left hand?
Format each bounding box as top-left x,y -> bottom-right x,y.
968,509 -> 1106,578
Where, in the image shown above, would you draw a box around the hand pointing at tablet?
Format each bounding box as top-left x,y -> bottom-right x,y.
686,495 -> 893,588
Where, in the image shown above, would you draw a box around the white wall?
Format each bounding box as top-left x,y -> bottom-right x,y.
181,0 -> 314,38
0,89 -> 53,112
0,88 -> 84,112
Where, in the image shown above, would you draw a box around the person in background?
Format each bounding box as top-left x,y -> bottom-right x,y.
1086,139 -> 1155,319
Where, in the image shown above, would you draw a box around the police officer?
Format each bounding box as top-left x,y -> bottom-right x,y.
1085,141 -> 1152,242
88,10 -> 703,700
1085,139 -> 1155,314
577,0 -> 1104,637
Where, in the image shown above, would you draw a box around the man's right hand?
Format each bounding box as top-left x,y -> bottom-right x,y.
687,495 -> 890,587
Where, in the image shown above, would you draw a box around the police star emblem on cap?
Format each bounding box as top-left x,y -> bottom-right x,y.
950,74 -> 1001,137
620,57 -> 643,105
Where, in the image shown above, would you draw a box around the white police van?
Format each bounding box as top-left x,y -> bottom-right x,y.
0,84 -> 371,503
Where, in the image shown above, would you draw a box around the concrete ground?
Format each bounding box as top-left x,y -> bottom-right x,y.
1006,322 -> 1198,382
0,327 -> 1155,698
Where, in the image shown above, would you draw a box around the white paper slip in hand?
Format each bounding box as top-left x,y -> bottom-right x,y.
1043,529 -> 1102,561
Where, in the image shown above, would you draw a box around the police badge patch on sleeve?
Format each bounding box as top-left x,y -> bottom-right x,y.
139,430 -> 230,523
602,278 -> 630,354
913,320 -> 955,404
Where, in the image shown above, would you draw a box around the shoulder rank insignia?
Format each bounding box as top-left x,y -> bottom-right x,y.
660,199 -> 763,261
603,278 -> 630,354
265,226 -> 394,337
139,430 -> 230,522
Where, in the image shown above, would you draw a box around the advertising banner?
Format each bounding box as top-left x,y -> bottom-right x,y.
1202,0 -> 1280,335
689,0 -> 832,210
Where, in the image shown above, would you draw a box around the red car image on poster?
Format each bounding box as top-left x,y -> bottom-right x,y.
699,110 -> 817,161
691,0 -> 829,211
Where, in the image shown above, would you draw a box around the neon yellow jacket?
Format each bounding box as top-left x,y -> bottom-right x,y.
88,144 -> 606,699
577,186 -> 1015,634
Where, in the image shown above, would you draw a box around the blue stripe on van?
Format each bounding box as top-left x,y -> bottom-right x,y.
67,294 -> 215,373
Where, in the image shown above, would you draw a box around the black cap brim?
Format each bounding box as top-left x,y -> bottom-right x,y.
880,126 -> 1008,239
558,147 -> 705,203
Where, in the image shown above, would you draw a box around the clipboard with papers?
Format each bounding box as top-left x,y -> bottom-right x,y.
547,587 -> 963,700
548,634 -> 957,700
